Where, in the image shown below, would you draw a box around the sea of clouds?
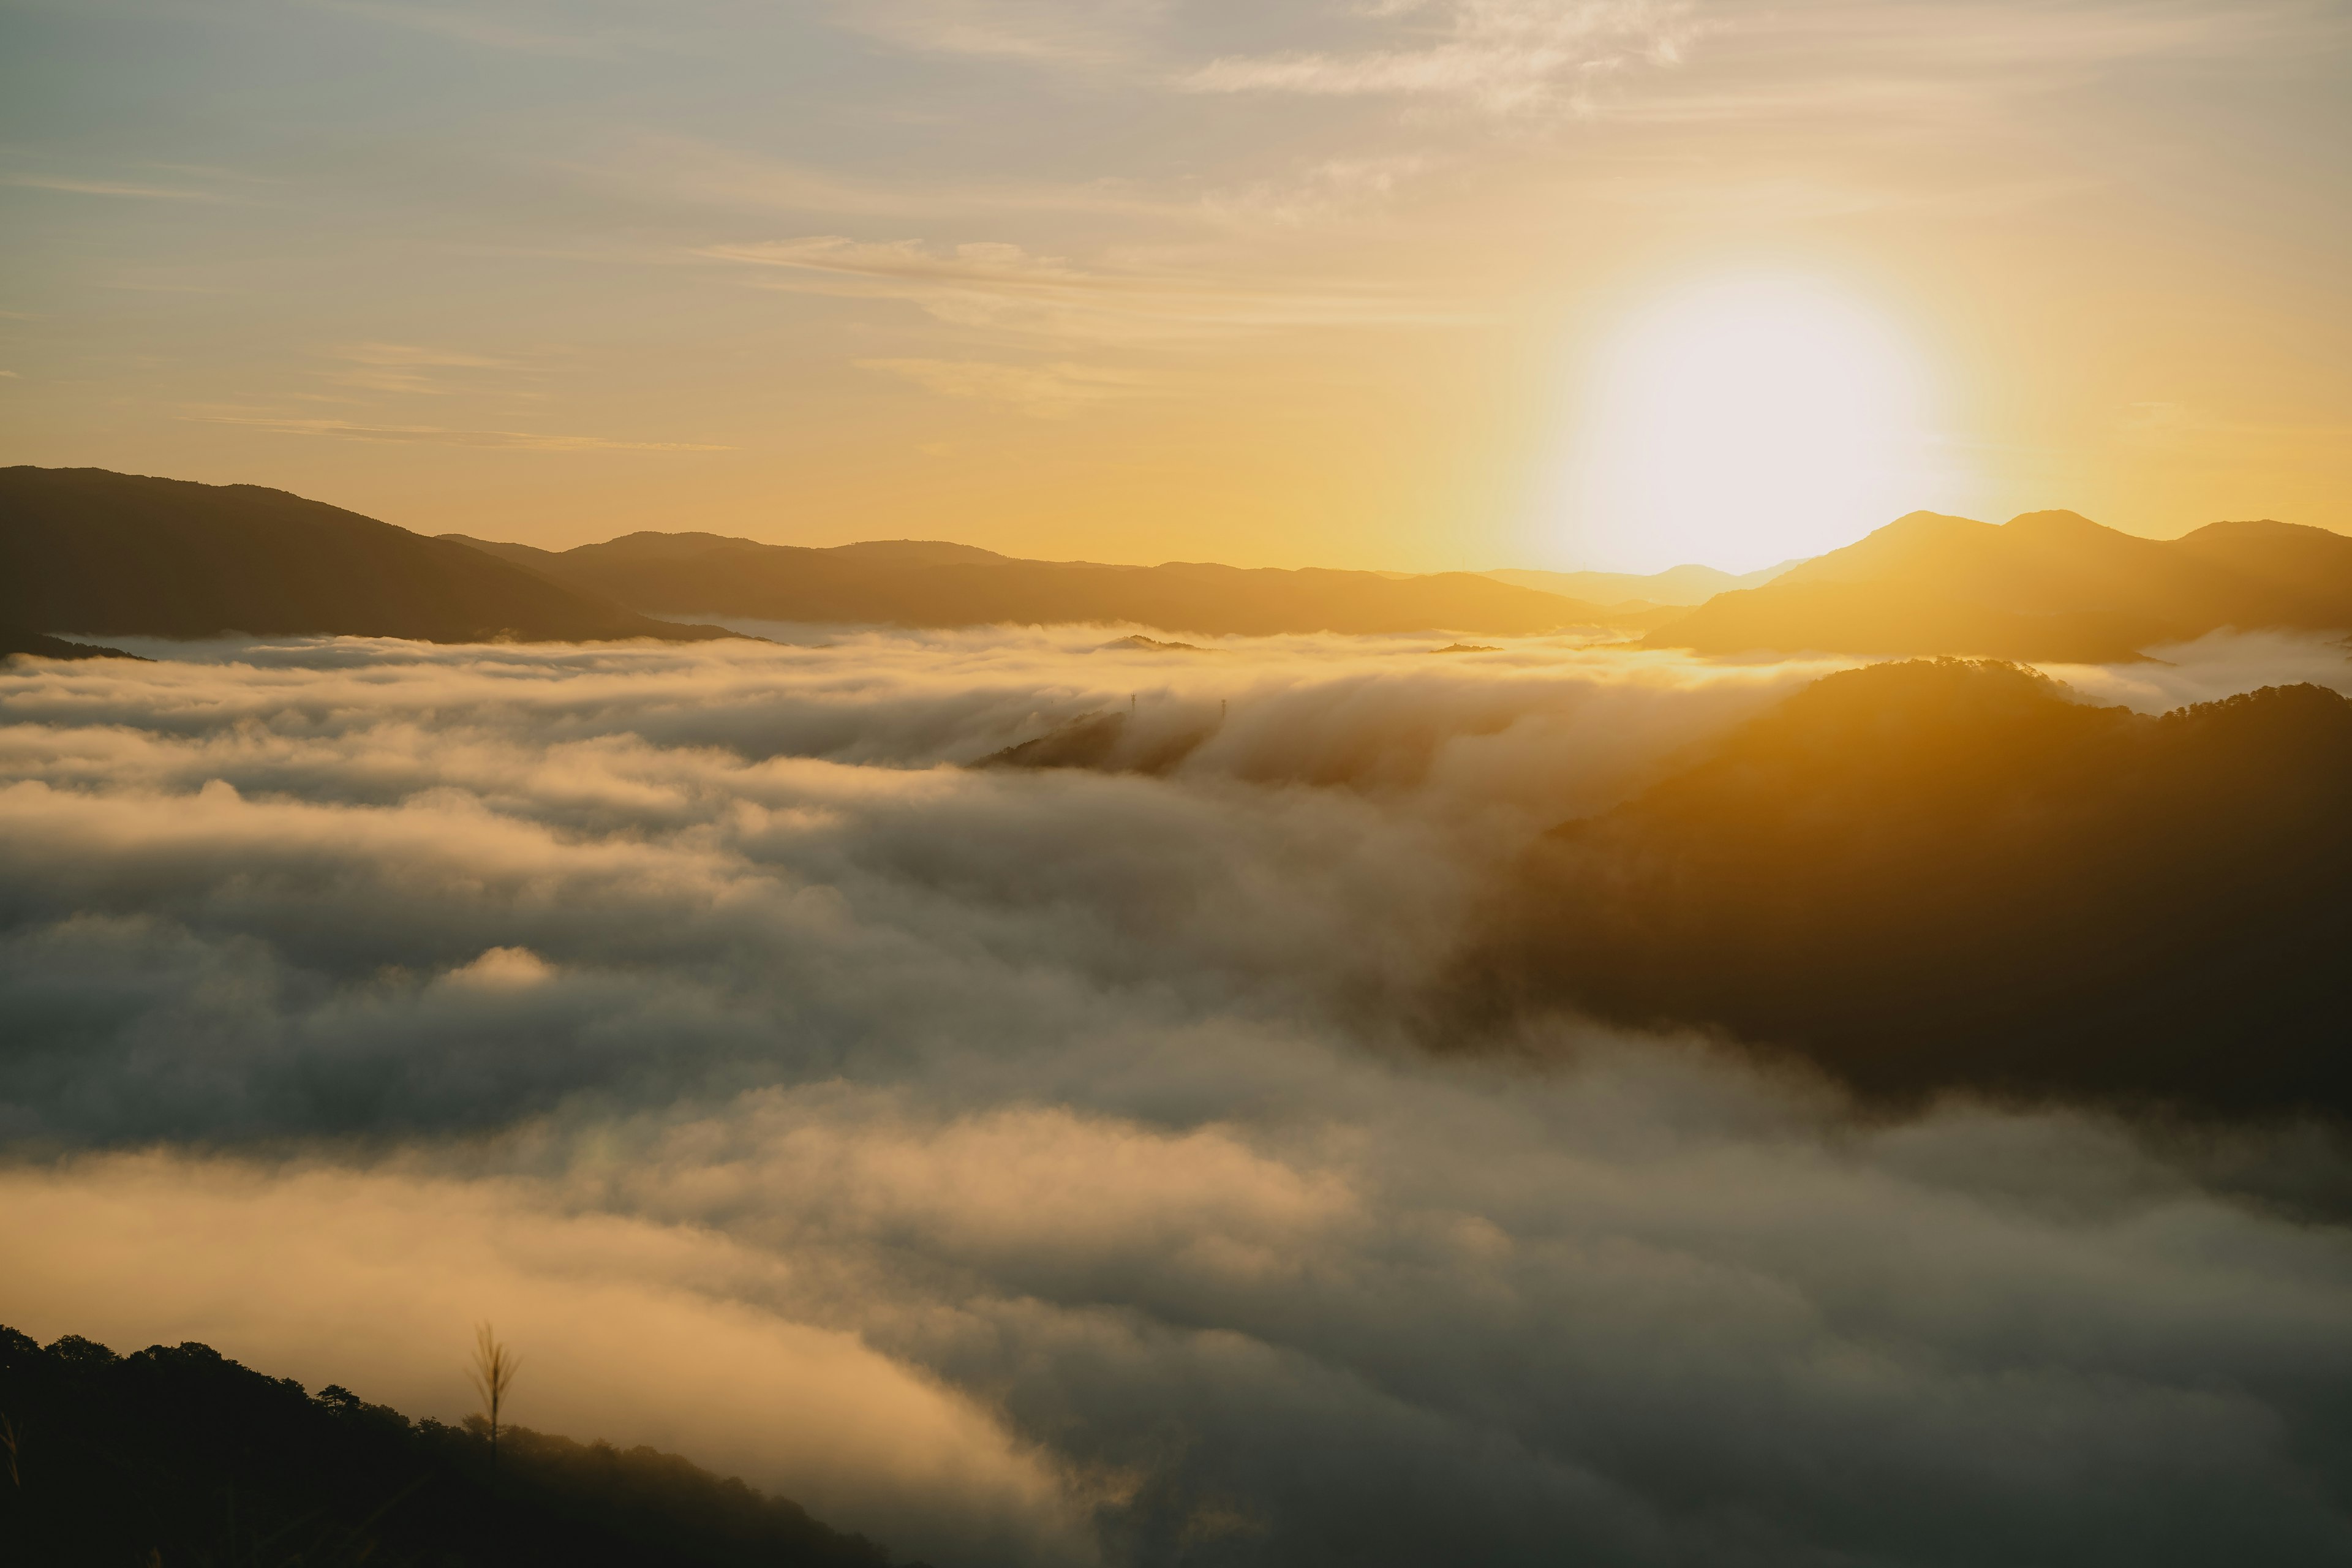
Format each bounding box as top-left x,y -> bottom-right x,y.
4,626 -> 2350,1567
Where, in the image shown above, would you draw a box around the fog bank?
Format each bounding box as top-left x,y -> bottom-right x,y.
4,630 -> 2350,1566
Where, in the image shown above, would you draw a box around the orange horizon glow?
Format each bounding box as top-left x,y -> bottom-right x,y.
1,4 -> 2346,573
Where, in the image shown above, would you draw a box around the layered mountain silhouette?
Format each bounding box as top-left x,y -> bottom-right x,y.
0,1324 -> 923,1567
22,468 -> 2347,656
445,529 -> 1638,638
1483,559 -> 1803,608
1646,509 -> 2352,660
1461,658 -> 2352,1118
1,468 -> 734,644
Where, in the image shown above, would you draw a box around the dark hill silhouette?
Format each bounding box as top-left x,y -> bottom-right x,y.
1,628 -> 143,662
1460,658 -> 2352,1118
442,529 -> 1635,638
0,1324 -> 925,1568
1,468 -> 736,644
1646,509 -> 2352,659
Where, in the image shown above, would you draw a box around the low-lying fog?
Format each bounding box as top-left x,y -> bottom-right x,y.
4,627 -> 2350,1567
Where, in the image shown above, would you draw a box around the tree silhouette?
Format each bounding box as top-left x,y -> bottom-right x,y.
468,1325 -> 521,1469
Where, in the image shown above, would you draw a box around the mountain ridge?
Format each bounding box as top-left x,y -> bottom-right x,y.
442,527 -> 1659,638
1482,559 -> 1806,606
1646,508 -> 2352,660
0,468 -> 737,646
1463,658 -> 2352,1119
0,1322 -> 925,1567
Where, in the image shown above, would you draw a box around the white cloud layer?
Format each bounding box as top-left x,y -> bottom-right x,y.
1185,0 -> 1698,116
4,629 -> 2351,1566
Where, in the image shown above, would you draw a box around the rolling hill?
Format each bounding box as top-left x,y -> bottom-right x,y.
1461,658 -> 2352,1118
1645,509 -> 2352,660
0,1324 -> 922,1568
443,530 -> 1640,638
1,628 -> 141,662
0,468 -> 736,645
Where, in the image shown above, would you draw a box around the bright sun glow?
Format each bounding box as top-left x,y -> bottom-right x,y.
1560,277 -> 1945,573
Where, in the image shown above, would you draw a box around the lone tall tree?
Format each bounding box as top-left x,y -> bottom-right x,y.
468,1323 -> 521,1467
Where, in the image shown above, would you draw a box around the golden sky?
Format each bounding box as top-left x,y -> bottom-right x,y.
2,0 -> 2346,571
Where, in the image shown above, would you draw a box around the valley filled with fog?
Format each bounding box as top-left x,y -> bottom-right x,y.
4,627 -> 2351,1567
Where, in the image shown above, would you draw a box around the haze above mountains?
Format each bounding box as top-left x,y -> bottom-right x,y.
6,468 -> 2351,660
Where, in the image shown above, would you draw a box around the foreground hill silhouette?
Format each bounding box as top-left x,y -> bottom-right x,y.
1465,659 -> 2352,1117
0,627 -> 141,662
446,529 -> 1638,637
0,1325 -> 923,1568
1,468 -> 735,644
1647,509 -> 2352,659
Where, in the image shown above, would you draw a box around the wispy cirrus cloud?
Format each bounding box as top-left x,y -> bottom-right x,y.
575,134 -> 1193,224
1,174 -> 222,201
1185,0 -> 1698,116
828,0 -> 1169,65
581,133 -> 1434,236
180,413 -> 727,451
299,0 -> 660,58
1583,0 -> 2352,130
1197,155 -> 1434,226
855,356 -> 1156,418
701,235 -> 1476,344
317,341 -> 520,396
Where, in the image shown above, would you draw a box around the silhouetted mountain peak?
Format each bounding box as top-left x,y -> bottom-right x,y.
1,467 -> 737,645
445,527 -> 1632,636
2002,508 -> 2111,537
1654,503 -> 2352,659
590,530 -> 766,557
1776,511 -> 1992,586
1480,559 -> 1806,607
1476,658 -> 2352,1117
2182,517 -> 2297,538
826,539 -> 1011,567
1882,508 -> 1989,533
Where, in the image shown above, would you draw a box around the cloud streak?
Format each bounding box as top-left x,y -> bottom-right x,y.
855,356 -> 1157,417
828,0 -> 1169,66
1185,0 -> 1698,116
301,0 -> 658,59
1,174 -> 221,201
178,414 -> 729,451
703,234 -> 1477,345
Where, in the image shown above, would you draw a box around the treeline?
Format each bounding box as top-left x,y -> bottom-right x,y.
0,1325 -> 924,1567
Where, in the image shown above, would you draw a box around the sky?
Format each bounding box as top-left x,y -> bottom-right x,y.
1,0 -> 2348,571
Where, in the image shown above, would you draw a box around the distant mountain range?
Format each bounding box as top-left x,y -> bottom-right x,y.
1646,508 -> 2352,660
0,468 -> 733,646
9,469 -> 2350,656
1482,559 -> 1804,608
441,530 -> 1657,638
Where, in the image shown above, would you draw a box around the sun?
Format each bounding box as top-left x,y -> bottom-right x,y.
1556,276 -> 1945,573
